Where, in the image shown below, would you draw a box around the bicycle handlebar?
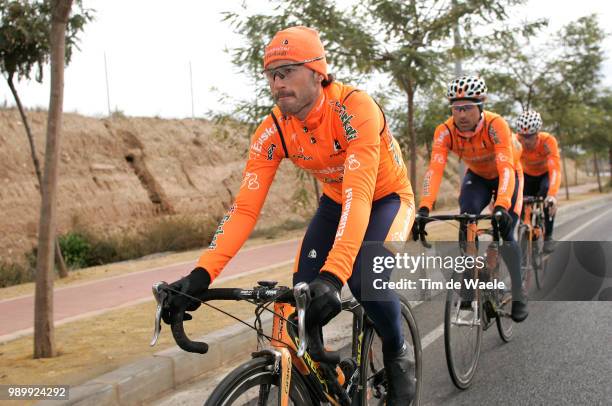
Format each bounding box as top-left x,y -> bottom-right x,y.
150,282 -> 307,355
414,213 -> 499,247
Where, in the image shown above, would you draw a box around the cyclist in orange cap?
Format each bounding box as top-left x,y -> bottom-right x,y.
415,75 -> 528,322
164,26 -> 416,403
515,110 -> 561,253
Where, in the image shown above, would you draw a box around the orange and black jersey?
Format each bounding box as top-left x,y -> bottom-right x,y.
197,82 -> 414,284
520,132 -> 561,197
420,111 -> 516,210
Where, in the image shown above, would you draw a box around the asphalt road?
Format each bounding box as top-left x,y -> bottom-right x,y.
153,195 -> 612,405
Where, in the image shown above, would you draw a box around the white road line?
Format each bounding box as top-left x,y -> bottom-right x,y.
559,206 -> 612,241
421,322 -> 445,349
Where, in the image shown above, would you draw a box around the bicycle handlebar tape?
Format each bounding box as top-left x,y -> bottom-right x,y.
170,306 -> 209,354
306,328 -> 341,364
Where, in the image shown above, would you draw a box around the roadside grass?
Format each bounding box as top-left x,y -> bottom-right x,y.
0,265 -> 294,390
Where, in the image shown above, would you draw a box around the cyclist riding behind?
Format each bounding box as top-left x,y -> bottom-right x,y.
515,110 -> 561,253
414,75 -> 528,322
163,26 -> 416,404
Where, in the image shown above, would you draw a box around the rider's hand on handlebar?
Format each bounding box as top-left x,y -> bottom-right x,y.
545,196 -> 557,216
493,206 -> 511,237
305,272 -> 343,329
162,267 -> 211,324
412,207 -> 430,241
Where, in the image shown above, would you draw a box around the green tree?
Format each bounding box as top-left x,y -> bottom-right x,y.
538,14 -> 607,199
0,0 -> 92,278
223,0 -> 544,197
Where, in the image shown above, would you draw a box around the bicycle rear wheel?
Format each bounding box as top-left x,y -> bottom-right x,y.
204,357 -> 312,406
444,280 -> 482,389
359,295 -> 422,405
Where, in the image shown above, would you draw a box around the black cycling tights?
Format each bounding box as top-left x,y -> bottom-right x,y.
293,193 -> 407,355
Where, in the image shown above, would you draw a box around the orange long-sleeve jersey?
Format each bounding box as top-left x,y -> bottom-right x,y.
520,132 -> 561,197
420,111 -> 516,210
197,82 -> 414,284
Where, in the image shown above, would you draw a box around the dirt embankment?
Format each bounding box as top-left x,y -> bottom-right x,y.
0,109 -> 591,264
0,110 -> 313,264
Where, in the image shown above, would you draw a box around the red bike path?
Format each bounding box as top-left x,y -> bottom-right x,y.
0,239 -> 300,341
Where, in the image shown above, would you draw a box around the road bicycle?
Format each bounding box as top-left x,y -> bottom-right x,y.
517,196 -> 549,290
151,279 -> 422,405
415,213 -> 513,389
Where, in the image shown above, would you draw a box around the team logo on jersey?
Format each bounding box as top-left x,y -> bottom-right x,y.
267,144 -> 277,160
291,146 -> 313,161
432,153 -> 446,164
323,175 -> 343,184
347,154 -> 361,170
496,152 -> 509,163
308,249 -> 317,259
335,102 -> 358,141
423,169 -> 432,196
242,172 -> 260,190
209,204 -> 237,250
330,139 -> 345,158
336,188 -> 353,239
488,125 -> 501,145
251,125 -> 276,153
436,129 -> 450,145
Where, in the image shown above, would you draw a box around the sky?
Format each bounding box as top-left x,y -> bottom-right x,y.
1,0 -> 611,119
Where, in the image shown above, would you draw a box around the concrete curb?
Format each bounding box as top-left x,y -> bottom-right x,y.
37,314 -> 273,406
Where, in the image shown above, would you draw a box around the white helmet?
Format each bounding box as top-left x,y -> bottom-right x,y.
515,110 -> 542,135
447,76 -> 487,101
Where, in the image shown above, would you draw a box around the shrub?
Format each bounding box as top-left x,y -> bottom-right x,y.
58,232 -> 92,269
0,262 -> 34,288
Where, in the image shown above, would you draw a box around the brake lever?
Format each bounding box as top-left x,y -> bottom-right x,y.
293,282 -> 310,357
150,281 -> 169,346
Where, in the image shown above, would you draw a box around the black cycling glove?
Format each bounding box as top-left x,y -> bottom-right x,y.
305,272 -> 343,329
493,206 -> 512,238
162,267 -> 210,324
412,207 -> 430,241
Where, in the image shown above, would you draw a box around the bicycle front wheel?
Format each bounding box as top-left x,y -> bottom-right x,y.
444,282 -> 483,389
204,357 -> 312,406
359,294 -> 422,405
533,229 -> 546,290
517,225 -> 534,293
494,256 -> 514,343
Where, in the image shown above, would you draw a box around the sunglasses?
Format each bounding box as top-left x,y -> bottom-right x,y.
519,132 -> 538,138
262,56 -> 324,82
450,102 -> 483,113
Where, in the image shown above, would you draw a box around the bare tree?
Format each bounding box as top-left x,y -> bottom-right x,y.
34,0 -> 74,359
0,0 -> 92,278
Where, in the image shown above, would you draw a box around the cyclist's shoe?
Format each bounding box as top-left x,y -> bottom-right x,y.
543,236 -> 556,253
511,299 -> 529,323
383,342 -> 416,405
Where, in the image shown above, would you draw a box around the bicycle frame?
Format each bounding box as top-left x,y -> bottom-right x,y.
267,298 -> 366,405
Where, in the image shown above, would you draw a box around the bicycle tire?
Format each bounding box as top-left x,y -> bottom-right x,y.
204,356 -> 312,406
517,225 -> 533,293
444,283 -> 482,390
494,257 -> 514,343
359,295 -> 422,405
533,225 -> 546,290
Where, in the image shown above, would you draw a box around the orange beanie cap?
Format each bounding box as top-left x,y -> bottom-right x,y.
264,26 -> 328,80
